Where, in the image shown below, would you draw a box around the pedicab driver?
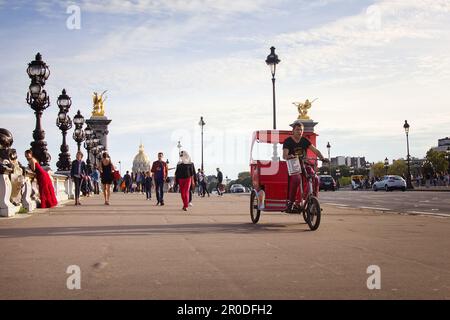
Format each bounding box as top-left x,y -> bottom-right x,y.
282,120 -> 329,212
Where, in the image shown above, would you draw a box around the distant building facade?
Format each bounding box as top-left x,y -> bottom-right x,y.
331,156 -> 366,168
431,137 -> 450,153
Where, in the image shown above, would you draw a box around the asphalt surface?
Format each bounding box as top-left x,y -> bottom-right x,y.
319,190 -> 450,216
0,192 -> 449,299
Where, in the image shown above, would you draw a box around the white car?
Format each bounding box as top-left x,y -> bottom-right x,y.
230,184 -> 246,193
372,175 -> 406,192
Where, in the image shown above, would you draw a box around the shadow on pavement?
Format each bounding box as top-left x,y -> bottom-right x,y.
0,222 -> 312,238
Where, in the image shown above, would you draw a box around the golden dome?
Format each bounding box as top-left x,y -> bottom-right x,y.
132,144 -> 151,173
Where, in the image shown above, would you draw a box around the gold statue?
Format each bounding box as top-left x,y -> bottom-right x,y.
92,90 -> 107,117
292,98 -> 317,120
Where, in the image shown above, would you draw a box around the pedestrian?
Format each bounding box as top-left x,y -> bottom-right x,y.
123,171 -> 131,193
25,149 -> 58,208
215,168 -> 224,196
175,150 -> 196,211
113,169 -> 121,192
91,165 -> 100,195
201,169 -> 210,197
196,169 -> 203,196
99,152 -> 114,205
70,151 -> 87,206
144,171 -> 153,200
151,152 -> 168,206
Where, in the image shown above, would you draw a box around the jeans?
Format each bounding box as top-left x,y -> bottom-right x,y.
155,180 -> 164,203
146,187 -> 152,199
73,177 -> 81,202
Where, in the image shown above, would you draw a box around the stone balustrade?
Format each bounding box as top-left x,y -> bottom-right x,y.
0,170 -> 74,217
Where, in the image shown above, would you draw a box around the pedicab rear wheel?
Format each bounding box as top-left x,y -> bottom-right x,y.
305,196 -> 321,231
250,190 -> 261,224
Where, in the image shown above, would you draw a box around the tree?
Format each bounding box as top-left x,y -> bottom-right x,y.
388,159 -> 407,176
372,162 -> 386,178
425,149 -> 448,174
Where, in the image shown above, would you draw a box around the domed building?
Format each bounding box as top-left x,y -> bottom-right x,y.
132,144 -> 151,173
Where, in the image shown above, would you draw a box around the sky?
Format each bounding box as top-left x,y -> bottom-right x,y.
0,0 -> 449,179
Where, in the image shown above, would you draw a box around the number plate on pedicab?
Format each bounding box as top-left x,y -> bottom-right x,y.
287,158 -> 302,176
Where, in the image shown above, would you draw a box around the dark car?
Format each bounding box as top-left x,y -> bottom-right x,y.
319,175 -> 336,191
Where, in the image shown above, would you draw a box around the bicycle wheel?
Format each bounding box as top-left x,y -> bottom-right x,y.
305,196 -> 321,231
250,190 -> 261,224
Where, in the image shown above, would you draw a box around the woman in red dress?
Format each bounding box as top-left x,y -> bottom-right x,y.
25,150 -> 58,209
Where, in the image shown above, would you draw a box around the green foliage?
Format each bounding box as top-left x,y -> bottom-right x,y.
238,171 -> 251,180
338,176 -> 351,186
388,159 -> 407,176
227,171 -> 252,191
18,207 -> 28,214
372,162 -> 386,178
425,149 -> 448,174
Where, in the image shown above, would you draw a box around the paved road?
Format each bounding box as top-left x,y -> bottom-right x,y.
320,190 -> 450,217
0,193 -> 449,299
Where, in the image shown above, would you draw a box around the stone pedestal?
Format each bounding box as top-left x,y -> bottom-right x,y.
52,173 -> 69,202
0,174 -> 20,217
56,170 -> 74,200
86,116 -> 111,151
21,177 -> 37,212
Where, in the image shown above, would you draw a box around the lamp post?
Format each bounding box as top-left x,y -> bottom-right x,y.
118,161 -> 122,173
72,110 -> 85,152
266,47 -> 280,161
403,120 -> 414,189
83,126 -> 94,173
447,147 -> 450,174
55,89 -> 73,171
384,157 -> 389,175
177,140 -> 182,155
266,47 -> 280,130
199,116 -> 205,171
326,141 -> 331,174
26,53 -> 51,166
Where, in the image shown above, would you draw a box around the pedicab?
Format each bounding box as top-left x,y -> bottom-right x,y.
249,130 -> 322,230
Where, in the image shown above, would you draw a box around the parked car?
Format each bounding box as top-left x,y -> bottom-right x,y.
319,175 -> 336,191
372,175 -> 406,192
230,184 -> 246,193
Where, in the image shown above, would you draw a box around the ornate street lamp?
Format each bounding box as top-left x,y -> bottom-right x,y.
266,47 -> 281,161
384,157 -> 389,175
326,142 -> 331,174
265,46 -> 280,130
55,89 -> 73,171
84,130 -> 96,173
72,110 -> 85,152
26,53 -> 51,166
403,120 -> 414,189
199,116 -> 206,171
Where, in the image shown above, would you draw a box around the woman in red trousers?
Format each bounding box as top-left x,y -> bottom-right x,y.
175,150 -> 196,211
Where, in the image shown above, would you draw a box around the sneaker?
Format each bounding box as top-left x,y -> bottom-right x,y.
284,202 -> 293,213
156,201 -> 160,205
160,202 -> 165,206
189,203 -> 193,207
182,207 -> 187,211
